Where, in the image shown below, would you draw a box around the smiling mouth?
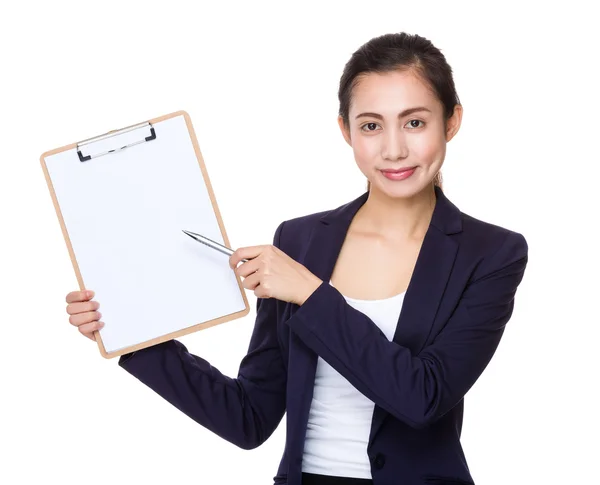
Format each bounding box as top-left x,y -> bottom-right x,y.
380,166 -> 417,173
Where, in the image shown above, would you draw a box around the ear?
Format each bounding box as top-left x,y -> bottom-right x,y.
445,104 -> 463,142
337,115 -> 352,146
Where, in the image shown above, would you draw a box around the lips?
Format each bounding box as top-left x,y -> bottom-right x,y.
381,166 -> 417,173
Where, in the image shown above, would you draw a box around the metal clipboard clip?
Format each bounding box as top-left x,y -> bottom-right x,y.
76,121 -> 157,162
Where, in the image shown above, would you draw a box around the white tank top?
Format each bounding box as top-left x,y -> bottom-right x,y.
301,280 -> 406,479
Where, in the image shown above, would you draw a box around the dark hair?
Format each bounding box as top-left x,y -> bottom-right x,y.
338,32 -> 461,193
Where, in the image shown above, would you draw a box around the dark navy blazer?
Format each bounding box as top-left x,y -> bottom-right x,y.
119,185 -> 528,485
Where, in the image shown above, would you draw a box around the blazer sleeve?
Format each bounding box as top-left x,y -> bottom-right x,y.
285,231 -> 528,430
117,222 -> 288,450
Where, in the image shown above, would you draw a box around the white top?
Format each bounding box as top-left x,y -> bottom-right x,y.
301,281 -> 406,479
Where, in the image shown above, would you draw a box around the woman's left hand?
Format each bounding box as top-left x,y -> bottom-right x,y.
229,244 -> 323,305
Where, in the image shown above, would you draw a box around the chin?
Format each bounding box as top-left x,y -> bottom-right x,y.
377,184 -> 421,199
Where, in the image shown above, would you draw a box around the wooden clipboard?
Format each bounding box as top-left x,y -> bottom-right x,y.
40,110 -> 250,359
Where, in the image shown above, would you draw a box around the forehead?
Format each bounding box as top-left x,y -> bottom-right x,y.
350,70 -> 439,114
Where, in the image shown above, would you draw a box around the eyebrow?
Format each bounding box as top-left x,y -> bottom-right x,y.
355,107 -> 432,120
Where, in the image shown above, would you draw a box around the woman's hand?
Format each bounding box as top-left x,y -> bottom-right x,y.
65,289 -> 103,341
229,244 -> 322,305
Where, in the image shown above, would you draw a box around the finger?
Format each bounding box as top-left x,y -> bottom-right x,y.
229,246 -> 267,269
78,320 -> 104,340
66,289 -> 94,304
66,300 -> 100,315
82,329 -> 97,341
69,310 -> 102,327
241,271 -> 261,291
234,259 -> 261,278
254,283 -> 271,299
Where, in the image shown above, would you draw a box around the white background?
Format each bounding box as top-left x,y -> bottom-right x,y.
2,1 -> 598,484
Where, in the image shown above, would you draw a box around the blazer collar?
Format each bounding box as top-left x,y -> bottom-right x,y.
294,185 -> 464,446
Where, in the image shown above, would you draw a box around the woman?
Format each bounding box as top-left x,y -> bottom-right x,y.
65,32 -> 528,485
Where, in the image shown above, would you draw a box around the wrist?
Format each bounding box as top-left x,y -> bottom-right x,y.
298,276 -> 323,305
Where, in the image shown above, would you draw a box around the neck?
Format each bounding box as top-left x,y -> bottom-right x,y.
355,184 -> 436,241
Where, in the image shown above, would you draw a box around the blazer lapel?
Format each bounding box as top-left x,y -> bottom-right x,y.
369,195 -> 461,443
291,185 -> 463,453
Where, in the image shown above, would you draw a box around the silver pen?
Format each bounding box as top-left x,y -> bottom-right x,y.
182,229 -> 248,263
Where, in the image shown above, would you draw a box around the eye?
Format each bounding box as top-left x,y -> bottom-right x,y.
360,119 -> 426,133
360,122 -> 380,133
406,119 -> 425,129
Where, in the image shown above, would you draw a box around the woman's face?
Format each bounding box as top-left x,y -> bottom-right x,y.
338,69 -> 462,198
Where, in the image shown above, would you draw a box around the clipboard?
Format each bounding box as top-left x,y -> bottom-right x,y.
40,110 -> 250,359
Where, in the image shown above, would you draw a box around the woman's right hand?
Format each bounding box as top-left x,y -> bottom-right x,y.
66,289 -> 103,341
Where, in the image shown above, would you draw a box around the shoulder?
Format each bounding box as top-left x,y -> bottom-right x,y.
458,210 -> 528,273
271,209 -> 328,254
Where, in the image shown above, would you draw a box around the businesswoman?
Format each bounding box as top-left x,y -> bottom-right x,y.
65,32 -> 528,485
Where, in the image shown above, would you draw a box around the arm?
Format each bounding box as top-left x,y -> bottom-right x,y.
118,222 -> 288,450
286,231 -> 528,429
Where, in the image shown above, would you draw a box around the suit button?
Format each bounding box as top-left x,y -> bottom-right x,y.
373,453 -> 386,469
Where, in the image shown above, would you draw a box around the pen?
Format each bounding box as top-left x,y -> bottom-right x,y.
182,229 -> 248,263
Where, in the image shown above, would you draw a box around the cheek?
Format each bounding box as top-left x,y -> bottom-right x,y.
352,133 -> 379,162
411,132 -> 446,163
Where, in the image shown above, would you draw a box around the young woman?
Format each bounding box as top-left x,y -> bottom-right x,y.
65,32 -> 528,485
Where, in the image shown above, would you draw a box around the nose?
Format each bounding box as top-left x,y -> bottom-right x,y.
381,128 -> 408,161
